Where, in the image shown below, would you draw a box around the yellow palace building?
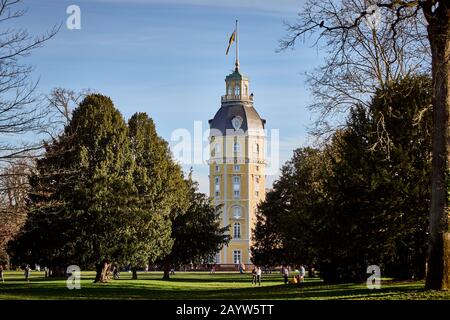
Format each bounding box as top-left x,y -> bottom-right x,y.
208,25 -> 266,268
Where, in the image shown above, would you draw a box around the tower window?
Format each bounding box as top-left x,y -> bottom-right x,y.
234,85 -> 240,96
215,176 -> 220,198
234,165 -> 240,171
233,206 -> 242,219
233,142 -> 241,153
233,223 -> 241,239
233,175 -> 240,198
215,144 -> 221,155
215,165 -> 220,172
233,250 -> 241,264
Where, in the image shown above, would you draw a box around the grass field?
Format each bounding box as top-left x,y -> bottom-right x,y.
0,271 -> 449,300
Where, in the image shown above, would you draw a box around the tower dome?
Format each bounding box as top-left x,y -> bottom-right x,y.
209,68 -> 265,135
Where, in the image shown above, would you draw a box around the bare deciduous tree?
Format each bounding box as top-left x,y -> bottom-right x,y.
45,88 -> 92,138
280,0 -> 430,137
281,0 -> 450,290
0,0 -> 59,165
0,159 -> 30,264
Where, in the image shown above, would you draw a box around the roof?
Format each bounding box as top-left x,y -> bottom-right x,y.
209,103 -> 265,135
225,69 -> 249,82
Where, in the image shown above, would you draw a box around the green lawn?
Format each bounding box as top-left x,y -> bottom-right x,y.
0,271 -> 449,300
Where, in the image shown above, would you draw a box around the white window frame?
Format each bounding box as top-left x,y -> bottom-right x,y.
233,250 -> 241,264
233,206 -> 242,219
214,144 -> 221,155
234,85 -> 240,96
234,222 -> 241,239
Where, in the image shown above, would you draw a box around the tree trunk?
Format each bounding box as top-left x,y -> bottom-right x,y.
425,4 -> 450,290
49,266 -> 65,278
132,268 -> 138,280
163,262 -> 170,280
308,265 -> 314,278
94,260 -> 110,283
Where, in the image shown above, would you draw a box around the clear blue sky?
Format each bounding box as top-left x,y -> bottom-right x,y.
18,0 -> 324,193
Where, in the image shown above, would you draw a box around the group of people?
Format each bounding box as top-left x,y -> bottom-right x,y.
0,262 -> 308,285
0,264 -> 77,282
247,264 -> 306,286
251,266 -> 262,286
281,265 -> 306,285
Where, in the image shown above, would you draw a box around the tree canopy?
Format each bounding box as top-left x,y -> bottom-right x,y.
160,176 -> 230,279
9,95 -> 190,282
252,75 -> 432,283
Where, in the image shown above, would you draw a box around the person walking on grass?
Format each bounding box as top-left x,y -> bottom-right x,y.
282,266 -> 289,285
299,265 -> 306,284
24,264 -> 31,281
0,264 -> 4,283
251,266 -> 257,285
256,266 -> 262,286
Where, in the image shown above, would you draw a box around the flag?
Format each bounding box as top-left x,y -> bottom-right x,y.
226,30 -> 236,55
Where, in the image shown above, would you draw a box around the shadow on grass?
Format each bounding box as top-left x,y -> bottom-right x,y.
0,273 -> 435,300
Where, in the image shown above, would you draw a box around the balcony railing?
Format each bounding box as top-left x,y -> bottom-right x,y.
221,94 -> 253,102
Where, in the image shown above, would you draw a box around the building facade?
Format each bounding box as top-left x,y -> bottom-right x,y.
208,62 -> 266,268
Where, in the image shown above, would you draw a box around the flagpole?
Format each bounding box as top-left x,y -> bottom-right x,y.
235,19 -> 239,71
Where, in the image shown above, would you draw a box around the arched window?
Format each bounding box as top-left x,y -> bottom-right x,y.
233,206 -> 242,219
234,223 -> 241,239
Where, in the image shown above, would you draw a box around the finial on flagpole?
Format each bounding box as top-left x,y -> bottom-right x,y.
235,19 -> 239,72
